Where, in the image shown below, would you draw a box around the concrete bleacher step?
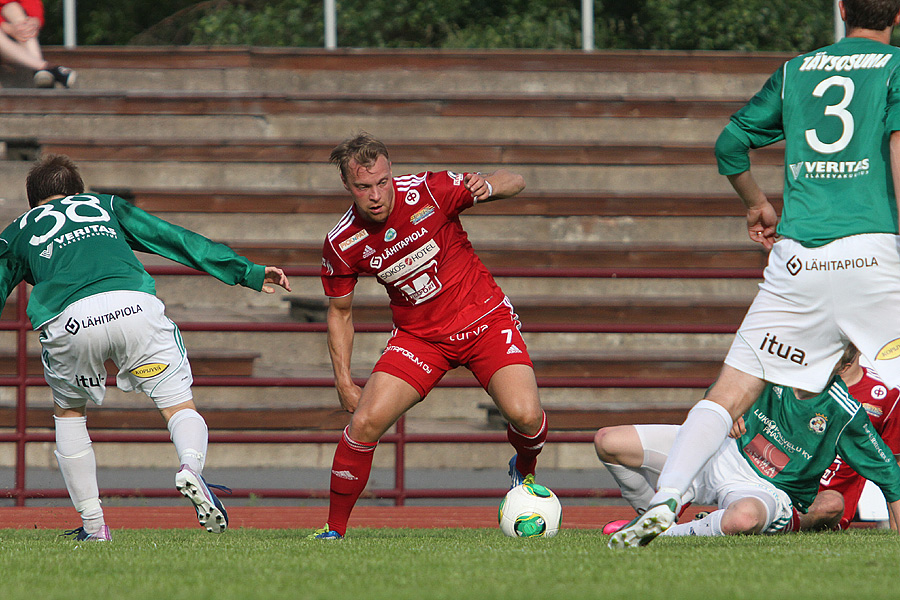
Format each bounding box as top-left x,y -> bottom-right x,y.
39,47 -> 786,97
32,137 -> 784,167
229,240 -> 767,270
527,349 -> 723,379
0,160 -> 781,205
1,402 -> 694,432
0,405 -> 350,431
482,403 -> 691,431
0,90 -> 739,144
145,275 -> 759,332
109,188 -> 784,217
172,350 -> 723,386
287,294 -> 751,327
0,90 -> 747,119
0,350 -> 259,377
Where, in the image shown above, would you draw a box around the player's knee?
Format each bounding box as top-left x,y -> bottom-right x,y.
346,411 -> 387,444
806,491 -> 844,529
506,404 -> 544,436
594,426 -> 628,464
818,491 -> 844,519
721,499 -> 767,535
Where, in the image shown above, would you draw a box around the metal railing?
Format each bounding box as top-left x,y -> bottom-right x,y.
1,265 -> 763,507
60,1 -> 844,50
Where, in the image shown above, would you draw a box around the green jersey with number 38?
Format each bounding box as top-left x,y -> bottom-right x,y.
0,193 -> 264,328
716,37 -> 900,247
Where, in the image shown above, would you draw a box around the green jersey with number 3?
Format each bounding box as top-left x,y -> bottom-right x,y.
0,193 -> 265,328
716,37 -> 900,247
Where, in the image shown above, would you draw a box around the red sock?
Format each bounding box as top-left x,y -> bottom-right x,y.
326,427 -> 377,536
507,411 -> 548,477
787,507 -> 802,533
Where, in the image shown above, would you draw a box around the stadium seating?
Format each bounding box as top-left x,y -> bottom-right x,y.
0,48 -> 790,471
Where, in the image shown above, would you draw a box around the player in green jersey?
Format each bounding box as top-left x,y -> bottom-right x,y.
612,0 -> 900,547
0,155 -> 291,541
599,347 -> 900,545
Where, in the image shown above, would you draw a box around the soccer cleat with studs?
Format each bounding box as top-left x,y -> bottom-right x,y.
601,519 -> 631,535
508,455 -> 537,489
309,524 -> 343,540
61,525 -> 111,542
175,464 -> 230,533
607,498 -> 678,549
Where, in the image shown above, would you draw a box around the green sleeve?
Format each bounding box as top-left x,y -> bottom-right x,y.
0,257 -> 25,312
837,412 -> 900,503
112,197 -> 265,291
0,249 -> 26,315
715,125 -> 753,175
886,66 -> 900,133
715,67 -> 786,175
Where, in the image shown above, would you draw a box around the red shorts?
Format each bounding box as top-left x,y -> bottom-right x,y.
818,457 -> 865,530
373,300 -> 533,398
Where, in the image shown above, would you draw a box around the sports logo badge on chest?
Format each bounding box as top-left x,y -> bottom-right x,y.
808,413 -> 828,434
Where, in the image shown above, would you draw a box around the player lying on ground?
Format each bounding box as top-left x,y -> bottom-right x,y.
314,133 -> 547,539
0,154 -> 291,541
613,0 -> 900,547
597,347 -> 900,545
777,350 -> 900,531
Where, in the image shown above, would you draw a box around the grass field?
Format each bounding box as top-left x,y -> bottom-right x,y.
2,527 -> 899,600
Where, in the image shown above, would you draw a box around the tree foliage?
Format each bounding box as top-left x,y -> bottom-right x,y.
38,0 -> 843,52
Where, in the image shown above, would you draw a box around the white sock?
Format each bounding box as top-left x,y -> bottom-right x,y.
602,462 -> 654,513
650,400 -> 732,506
662,509 -> 725,537
54,415 -> 104,533
167,408 -> 208,472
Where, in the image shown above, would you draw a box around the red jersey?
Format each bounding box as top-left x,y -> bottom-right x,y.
818,366 -> 900,526
0,0 -> 44,26
321,171 -> 506,340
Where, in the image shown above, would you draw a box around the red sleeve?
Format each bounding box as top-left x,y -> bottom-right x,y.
878,392 -> 900,455
0,0 -> 45,26
321,238 -> 357,298
424,171 -> 476,218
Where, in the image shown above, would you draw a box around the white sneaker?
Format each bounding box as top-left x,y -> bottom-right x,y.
607,498 -> 678,549
33,69 -> 54,88
175,464 -> 230,533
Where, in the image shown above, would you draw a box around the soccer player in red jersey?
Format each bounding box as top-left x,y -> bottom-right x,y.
793,349 -> 900,531
313,133 -> 548,539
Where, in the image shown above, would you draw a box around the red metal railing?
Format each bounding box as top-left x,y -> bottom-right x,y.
1,265 -> 762,507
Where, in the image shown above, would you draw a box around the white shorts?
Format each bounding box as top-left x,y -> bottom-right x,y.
635,424 -> 793,534
40,291 -> 193,410
726,233 -> 900,393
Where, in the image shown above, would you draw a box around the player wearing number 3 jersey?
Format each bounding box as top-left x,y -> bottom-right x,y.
611,0 -> 900,548
314,133 -> 547,539
0,155 -> 291,540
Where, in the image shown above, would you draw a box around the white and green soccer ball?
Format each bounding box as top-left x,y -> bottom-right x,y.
498,482 -> 562,538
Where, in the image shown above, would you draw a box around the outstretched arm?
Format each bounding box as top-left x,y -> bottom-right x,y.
113,196 -> 272,291
464,169 -> 525,202
326,293 -> 361,413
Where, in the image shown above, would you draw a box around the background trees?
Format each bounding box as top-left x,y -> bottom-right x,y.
40,0 -> 839,52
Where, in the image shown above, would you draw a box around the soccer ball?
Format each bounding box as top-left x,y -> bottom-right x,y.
498,482 -> 562,538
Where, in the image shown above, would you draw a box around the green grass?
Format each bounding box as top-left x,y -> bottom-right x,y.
1,527 -> 899,600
